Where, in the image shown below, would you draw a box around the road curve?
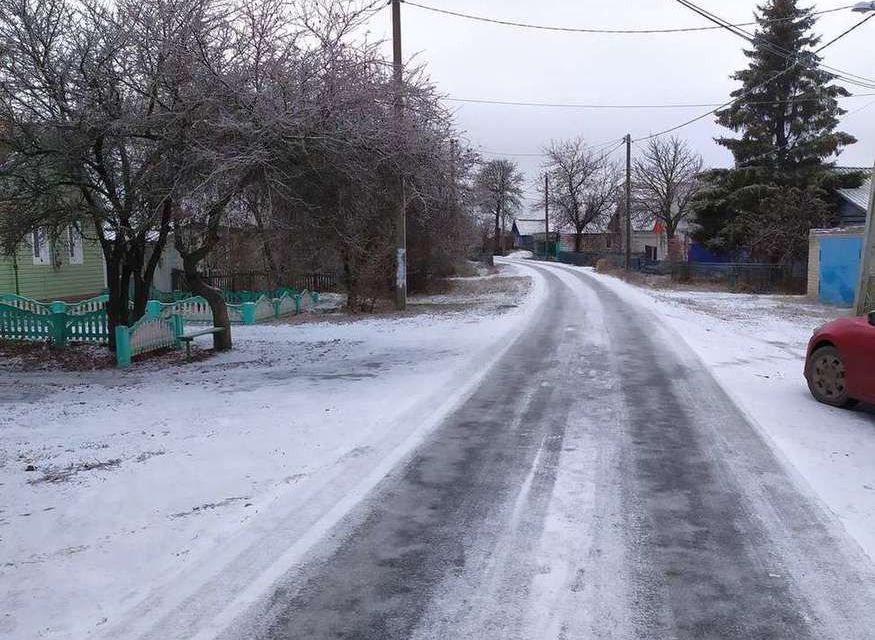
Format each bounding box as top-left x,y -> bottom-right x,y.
239,260 -> 875,640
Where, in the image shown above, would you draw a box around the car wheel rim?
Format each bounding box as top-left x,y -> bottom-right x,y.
812,354 -> 846,400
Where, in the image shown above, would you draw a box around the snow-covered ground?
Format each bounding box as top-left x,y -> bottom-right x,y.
585,269 -> 875,563
0,264 -> 545,639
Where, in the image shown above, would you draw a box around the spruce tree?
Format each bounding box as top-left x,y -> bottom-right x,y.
694,0 -> 861,262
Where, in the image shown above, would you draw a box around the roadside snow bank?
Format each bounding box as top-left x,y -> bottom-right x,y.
0,264 -> 545,640
583,268 -> 875,562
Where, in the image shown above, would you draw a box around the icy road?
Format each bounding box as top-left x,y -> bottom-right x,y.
240,260 -> 875,639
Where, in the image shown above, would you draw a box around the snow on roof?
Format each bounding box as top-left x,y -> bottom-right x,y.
837,174 -> 872,212
514,218 -> 547,236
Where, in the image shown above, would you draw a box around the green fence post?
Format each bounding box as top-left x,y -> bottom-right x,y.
171,314 -> 185,348
49,302 -> 67,347
311,292 -> 320,305
145,300 -> 161,319
242,302 -> 256,325
273,298 -> 281,318
115,325 -> 132,368
293,294 -> 302,314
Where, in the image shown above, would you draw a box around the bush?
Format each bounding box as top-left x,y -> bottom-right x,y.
595,258 -> 611,273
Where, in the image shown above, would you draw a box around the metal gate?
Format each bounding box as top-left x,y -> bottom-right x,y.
819,236 -> 863,306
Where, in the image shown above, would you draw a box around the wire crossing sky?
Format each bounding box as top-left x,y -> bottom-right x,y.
367,0 -> 875,201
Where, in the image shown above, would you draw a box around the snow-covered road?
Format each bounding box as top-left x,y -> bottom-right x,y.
0,265 -> 544,639
4,258 -> 875,639
238,259 -> 875,639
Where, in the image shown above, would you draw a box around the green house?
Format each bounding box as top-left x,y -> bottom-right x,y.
0,224 -> 106,301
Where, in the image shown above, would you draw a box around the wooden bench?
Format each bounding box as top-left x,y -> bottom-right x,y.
178,327 -> 225,359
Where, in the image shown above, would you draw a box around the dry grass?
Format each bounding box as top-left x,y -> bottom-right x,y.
597,264 -> 732,293
27,459 -> 122,485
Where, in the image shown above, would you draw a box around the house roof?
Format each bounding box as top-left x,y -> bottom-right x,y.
514,218 -> 548,236
837,172 -> 872,212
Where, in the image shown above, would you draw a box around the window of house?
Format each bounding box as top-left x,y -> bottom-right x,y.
67,224 -> 84,265
32,228 -> 50,265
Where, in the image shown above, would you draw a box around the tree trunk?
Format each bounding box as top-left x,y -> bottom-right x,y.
251,195 -> 281,288
343,249 -> 359,312
104,253 -> 125,350
493,208 -> 501,256
574,231 -> 582,253
183,253 -> 232,351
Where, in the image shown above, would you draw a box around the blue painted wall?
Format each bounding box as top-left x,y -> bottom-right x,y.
819,236 -> 863,306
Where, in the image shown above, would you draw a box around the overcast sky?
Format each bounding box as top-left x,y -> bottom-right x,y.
366,0 -> 875,207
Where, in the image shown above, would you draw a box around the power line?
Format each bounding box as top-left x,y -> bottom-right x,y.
443,92 -> 875,110
817,10 -> 875,49
632,7 -> 875,143
401,0 -> 855,35
673,0 -> 875,89
479,138 -> 626,161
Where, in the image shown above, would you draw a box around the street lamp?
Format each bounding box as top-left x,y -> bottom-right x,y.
852,2 -> 875,12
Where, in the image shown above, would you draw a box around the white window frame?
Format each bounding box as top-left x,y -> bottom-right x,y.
67,224 -> 84,265
32,227 -> 50,265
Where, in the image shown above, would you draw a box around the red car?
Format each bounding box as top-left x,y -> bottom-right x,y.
805,311 -> 875,407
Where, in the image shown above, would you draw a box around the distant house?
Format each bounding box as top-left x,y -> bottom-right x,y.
0,223 -> 106,301
512,218 -> 547,251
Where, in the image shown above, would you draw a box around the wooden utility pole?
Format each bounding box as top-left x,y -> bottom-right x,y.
392,0 -> 407,310
624,134 -> 632,271
854,161 -> 875,315
544,174 -> 550,260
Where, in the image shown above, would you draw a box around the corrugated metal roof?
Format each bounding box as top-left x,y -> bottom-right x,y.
837,174 -> 872,212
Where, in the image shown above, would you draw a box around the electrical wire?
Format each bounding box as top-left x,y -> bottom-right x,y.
479,137 -> 626,161
401,0 -> 855,35
631,8 -> 875,143
442,93 -> 875,110
673,0 -> 875,89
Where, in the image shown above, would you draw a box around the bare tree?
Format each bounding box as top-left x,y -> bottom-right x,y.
633,136 -> 703,255
544,138 -> 620,253
475,159 -> 524,256
1,0 -> 482,332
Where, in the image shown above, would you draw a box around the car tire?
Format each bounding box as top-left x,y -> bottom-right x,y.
806,346 -> 857,408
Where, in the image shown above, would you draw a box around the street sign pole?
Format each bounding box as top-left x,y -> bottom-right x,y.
854,162 -> 875,315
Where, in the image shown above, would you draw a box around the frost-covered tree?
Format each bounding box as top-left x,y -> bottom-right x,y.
694,0 -> 862,261
475,159 -> 524,256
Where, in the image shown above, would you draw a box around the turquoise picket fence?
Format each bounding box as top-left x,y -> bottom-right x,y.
115,314 -> 184,368
148,297 -> 214,323
66,310 -> 110,344
0,293 -> 109,317
0,303 -> 60,342
0,298 -> 109,346
1,287 -> 322,349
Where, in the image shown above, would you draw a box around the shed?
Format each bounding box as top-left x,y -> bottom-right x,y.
808,226 -> 864,306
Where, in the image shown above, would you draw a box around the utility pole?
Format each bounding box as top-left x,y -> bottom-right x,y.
392,0 -> 407,310
624,134 -> 632,271
854,161 -> 875,315
544,174 -> 550,260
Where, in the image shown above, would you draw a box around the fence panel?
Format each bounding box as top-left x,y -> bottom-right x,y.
116,315 -> 182,368
276,293 -> 297,318
254,296 -> 274,322
0,294 -> 51,316
154,296 -> 213,323
0,303 -> 56,342
66,310 -> 110,344
671,262 -> 805,294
